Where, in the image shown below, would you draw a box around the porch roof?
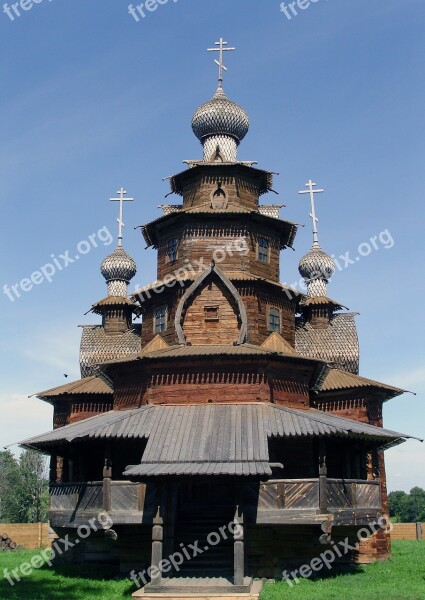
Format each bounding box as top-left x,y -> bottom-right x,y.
19,404 -> 421,476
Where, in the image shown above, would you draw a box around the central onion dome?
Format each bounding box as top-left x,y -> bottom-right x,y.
299,245 -> 336,298
101,247 -> 137,297
192,87 -> 249,162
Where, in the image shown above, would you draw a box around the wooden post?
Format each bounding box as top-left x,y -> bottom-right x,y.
103,444 -> 112,513
234,497 -> 245,586
151,484 -> 164,587
416,522 -> 422,541
319,440 -> 328,513
371,448 -> 380,479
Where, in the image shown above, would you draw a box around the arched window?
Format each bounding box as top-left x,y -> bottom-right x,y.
154,305 -> 168,333
257,237 -> 270,263
166,238 -> 178,263
268,307 -> 281,332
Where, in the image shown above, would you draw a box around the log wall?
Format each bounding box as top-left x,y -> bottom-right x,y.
0,523 -> 57,549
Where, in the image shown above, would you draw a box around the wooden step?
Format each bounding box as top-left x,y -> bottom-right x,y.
133,579 -> 262,600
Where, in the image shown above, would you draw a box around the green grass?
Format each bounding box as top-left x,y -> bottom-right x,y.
0,551 -> 135,599
262,542 -> 425,600
0,542 -> 423,599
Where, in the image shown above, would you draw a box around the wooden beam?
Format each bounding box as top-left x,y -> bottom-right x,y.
319,440 -> 328,514
234,500 -> 245,587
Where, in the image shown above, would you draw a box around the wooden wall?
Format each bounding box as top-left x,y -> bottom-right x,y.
0,524 -> 57,549
391,523 -> 423,540
183,281 -> 240,345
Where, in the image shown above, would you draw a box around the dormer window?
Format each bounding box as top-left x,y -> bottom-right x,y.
268,307 -> 281,332
257,237 -> 270,263
167,238 -> 178,263
204,306 -> 219,321
154,305 -> 168,333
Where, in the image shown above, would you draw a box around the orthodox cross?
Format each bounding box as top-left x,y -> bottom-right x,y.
110,188 -> 134,247
299,179 -> 324,248
207,37 -> 236,88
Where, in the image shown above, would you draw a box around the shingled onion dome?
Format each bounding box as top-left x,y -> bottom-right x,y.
192,86 -> 249,162
299,244 -> 336,298
101,247 -> 137,297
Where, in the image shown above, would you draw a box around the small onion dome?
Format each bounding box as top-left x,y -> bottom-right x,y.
101,247 -> 137,283
298,246 -> 336,282
192,87 -> 249,144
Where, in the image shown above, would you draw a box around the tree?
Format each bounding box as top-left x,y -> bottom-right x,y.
0,449 -> 48,523
408,487 -> 425,523
389,488 -> 425,523
0,450 -> 22,522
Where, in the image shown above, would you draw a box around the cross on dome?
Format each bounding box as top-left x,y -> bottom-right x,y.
110,187 -> 134,248
299,180 -> 324,249
207,37 -> 236,89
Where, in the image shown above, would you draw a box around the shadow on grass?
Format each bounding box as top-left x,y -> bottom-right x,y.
0,560 -> 138,600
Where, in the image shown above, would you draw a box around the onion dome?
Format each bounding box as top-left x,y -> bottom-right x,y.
192,87 -> 249,162
101,247 -> 137,297
299,245 -> 336,298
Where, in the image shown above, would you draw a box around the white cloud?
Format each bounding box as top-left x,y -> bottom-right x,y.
386,442 -> 425,492
0,392 -> 52,456
22,328 -> 81,379
383,366 -> 425,392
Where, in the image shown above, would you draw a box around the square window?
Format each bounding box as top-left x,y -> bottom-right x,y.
167,238 -> 178,263
258,237 -> 270,263
269,307 -> 280,332
205,306 -> 219,321
154,305 -> 168,333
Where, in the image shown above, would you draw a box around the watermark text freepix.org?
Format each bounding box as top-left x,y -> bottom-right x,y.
3,226 -> 113,303
283,228 -> 395,296
282,515 -> 393,587
280,0 -> 329,21
130,519 -> 242,588
3,0 -> 54,21
3,511 -> 113,587
128,0 -> 178,22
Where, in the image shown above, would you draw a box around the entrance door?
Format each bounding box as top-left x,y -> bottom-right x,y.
172,481 -> 236,578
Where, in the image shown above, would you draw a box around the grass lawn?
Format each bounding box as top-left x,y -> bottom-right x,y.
0,541 -> 423,599
0,552 -> 135,600
262,541 -> 425,600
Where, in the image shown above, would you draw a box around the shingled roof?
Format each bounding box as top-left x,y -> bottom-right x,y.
36,376 -> 112,403
79,324 -> 141,378
320,368 -> 406,399
20,404 -> 421,475
101,342 -> 320,365
132,272 -> 300,301
295,313 -> 360,374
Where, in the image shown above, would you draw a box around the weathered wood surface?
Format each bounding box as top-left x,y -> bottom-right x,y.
49,481 -> 151,527
245,479 -> 381,523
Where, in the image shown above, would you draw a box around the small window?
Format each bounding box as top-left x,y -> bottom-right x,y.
257,237 -> 270,263
269,307 -> 280,332
205,306 -> 219,321
167,238 -> 178,263
154,305 -> 168,333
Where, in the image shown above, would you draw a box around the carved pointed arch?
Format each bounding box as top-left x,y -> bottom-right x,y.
175,263 -> 248,346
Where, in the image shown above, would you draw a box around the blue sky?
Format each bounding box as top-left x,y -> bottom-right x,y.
0,0 -> 423,491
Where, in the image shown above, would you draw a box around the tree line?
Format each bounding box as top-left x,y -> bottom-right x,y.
0,450 -> 48,523
388,488 -> 425,523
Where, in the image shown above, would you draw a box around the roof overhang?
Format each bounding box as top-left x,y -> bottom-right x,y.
18,403 -> 422,465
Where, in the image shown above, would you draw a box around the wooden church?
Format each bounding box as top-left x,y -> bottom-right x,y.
21,40 -> 418,597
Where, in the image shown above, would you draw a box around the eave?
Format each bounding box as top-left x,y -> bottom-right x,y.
141,209 -> 298,250
168,162 -> 275,197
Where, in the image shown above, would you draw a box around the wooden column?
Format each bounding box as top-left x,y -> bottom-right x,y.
151,484 -> 164,587
371,448 -> 380,479
319,440 -> 328,513
103,444 -> 112,513
234,496 -> 245,587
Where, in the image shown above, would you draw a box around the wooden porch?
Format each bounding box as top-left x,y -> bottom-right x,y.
49,477 -> 382,528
